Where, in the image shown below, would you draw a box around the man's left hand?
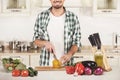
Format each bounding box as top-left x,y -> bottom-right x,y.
60,53 -> 72,64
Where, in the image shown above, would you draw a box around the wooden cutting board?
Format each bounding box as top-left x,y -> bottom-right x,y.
35,66 -> 65,71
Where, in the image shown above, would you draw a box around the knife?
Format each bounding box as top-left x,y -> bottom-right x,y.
52,49 -> 58,60
53,53 -> 58,60
93,33 -> 101,49
89,35 -> 97,46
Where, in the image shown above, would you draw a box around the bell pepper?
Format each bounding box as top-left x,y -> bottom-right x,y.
75,62 -> 85,75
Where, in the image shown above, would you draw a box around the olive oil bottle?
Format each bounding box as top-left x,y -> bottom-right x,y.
94,50 -> 104,68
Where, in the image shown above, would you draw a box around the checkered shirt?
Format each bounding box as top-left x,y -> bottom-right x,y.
33,7 -> 81,66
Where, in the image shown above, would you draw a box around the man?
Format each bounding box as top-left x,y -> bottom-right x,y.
33,0 -> 81,66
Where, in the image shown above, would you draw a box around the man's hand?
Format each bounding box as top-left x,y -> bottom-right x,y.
44,41 -> 55,53
60,45 -> 78,64
60,53 -> 72,64
34,39 -> 55,53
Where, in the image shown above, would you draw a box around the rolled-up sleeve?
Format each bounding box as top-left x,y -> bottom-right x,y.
72,16 -> 81,48
33,14 -> 44,41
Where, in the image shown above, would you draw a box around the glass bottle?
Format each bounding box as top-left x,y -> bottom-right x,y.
94,49 -> 104,68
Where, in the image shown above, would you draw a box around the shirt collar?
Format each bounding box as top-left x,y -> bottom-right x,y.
46,7 -> 70,17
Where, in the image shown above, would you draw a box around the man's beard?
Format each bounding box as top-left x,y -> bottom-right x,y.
53,5 -> 63,9
52,1 -> 63,9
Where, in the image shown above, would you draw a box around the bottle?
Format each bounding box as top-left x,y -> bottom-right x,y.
94,49 -> 104,68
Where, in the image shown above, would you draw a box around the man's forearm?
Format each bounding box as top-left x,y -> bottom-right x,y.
34,39 -> 46,48
68,45 -> 78,56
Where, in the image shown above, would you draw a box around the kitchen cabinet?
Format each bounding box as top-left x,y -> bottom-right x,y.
93,0 -> 120,16
74,52 -> 120,67
73,53 -> 94,63
0,53 -> 30,66
0,0 -> 31,16
106,55 -> 119,66
119,56 -> 120,66
0,52 -> 120,68
30,54 -> 40,68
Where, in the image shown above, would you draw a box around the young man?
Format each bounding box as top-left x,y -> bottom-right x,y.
33,0 -> 81,66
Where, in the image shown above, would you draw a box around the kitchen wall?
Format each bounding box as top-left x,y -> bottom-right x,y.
0,0 -> 120,46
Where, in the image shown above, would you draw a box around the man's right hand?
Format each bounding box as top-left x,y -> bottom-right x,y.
43,41 -> 55,53
34,39 -> 55,53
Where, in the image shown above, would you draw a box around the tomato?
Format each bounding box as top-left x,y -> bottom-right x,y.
65,66 -> 75,74
75,63 -> 85,75
21,70 -> 29,77
12,69 -> 21,77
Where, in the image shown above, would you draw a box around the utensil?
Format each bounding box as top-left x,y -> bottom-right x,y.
88,33 -> 112,72
51,49 -> 58,60
53,53 -> 58,60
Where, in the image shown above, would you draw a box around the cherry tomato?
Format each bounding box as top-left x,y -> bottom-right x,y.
75,63 -> 85,75
12,69 -> 21,77
21,70 -> 29,77
65,66 -> 75,74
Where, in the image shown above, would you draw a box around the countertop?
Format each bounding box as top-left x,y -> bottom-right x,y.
0,66 -> 120,80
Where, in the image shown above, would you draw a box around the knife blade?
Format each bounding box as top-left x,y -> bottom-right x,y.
89,35 -> 97,46
93,33 -> 102,49
53,53 -> 58,60
51,49 -> 58,60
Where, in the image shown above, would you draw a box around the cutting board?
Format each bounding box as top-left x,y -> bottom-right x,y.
35,66 -> 65,71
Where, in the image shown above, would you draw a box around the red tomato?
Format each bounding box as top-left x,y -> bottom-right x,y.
65,66 -> 75,74
75,63 -> 85,75
21,70 -> 29,77
12,69 -> 21,77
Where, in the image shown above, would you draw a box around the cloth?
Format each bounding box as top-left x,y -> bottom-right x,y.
33,7 -> 81,66
47,12 -> 65,66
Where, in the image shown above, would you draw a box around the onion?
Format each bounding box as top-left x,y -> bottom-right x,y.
84,67 -> 92,75
93,67 -> 103,75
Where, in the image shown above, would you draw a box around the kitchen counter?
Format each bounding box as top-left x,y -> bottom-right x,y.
0,66 -> 120,80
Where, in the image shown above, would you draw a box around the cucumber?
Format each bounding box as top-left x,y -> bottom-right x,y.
7,66 -> 13,71
28,68 -> 34,77
34,70 -> 38,76
28,67 -> 38,77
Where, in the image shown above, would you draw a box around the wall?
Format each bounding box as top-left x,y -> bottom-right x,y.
0,0 -> 120,46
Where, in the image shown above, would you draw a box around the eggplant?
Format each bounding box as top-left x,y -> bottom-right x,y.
81,60 -> 97,70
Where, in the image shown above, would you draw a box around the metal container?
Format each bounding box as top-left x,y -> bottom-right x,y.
0,41 -> 4,52
0,45 -> 4,52
18,44 -> 30,52
9,41 -> 21,50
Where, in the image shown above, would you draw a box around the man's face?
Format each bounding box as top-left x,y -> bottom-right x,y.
50,0 -> 65,9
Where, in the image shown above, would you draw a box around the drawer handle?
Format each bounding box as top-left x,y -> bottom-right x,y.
107,56 -> 114,58
73,56 -> 83,58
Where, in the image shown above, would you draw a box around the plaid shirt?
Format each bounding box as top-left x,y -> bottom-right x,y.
33,7 -> 81,66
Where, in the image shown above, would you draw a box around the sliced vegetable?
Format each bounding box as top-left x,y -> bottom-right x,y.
52,59 -> 62,68
8,66 -> 14,71
65,66 -> 75,74
75,62 -> 85,75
